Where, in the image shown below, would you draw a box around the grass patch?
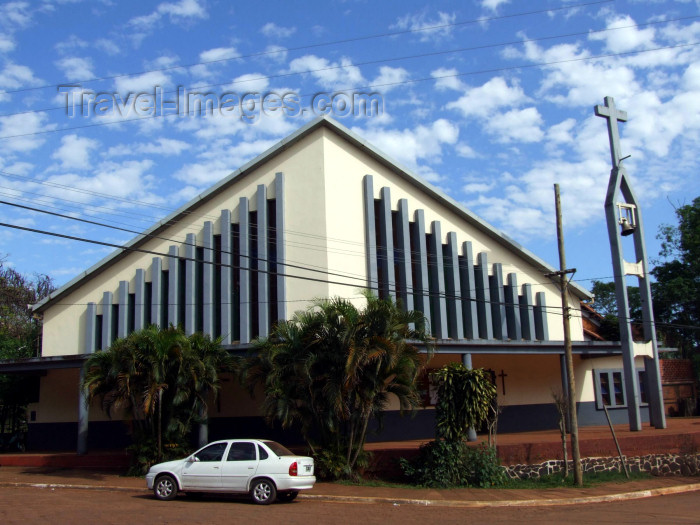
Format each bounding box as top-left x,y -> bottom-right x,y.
336,469 -> 653,490
502,470 -> 652,489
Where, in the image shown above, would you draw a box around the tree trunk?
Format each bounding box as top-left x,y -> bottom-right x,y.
158,389 -> 162,461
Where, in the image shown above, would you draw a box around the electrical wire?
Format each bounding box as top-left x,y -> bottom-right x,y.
2,41 -> 698,142
4,13 -> 697,120
0,0 -> 614,97
7,215 -> 694,332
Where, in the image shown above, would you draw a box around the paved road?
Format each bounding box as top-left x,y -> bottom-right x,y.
0,485 -> 698,524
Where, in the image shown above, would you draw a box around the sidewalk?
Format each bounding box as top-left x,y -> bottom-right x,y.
0,466 -> 698,508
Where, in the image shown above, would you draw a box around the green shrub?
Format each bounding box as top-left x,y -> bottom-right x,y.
465,443 -> 507,488
314,448 -> 352,481
125,432 -> 190,476
400,440 -> 506,488
313,447 -> 371,481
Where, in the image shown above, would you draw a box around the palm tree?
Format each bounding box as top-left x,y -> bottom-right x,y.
240,292 -> 433,477
184,331 -> 232,446
81,325 -> 230,465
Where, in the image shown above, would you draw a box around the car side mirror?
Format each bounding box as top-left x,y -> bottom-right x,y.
188,455 -> 199,462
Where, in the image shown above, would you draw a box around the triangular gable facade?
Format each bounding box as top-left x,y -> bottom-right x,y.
35,116 -> 590,358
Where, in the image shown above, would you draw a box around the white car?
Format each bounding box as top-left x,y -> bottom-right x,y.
145,439 -> 316,504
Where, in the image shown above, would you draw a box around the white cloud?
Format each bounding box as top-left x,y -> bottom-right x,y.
42,160 -> 156,203
0,62 -> 38,91
227,73 -> 269,93
263,45 -> 288,63
456,143 -> 478,158
0,33 -> 14,53
55,56 -> 93,81
128,0 -> 207,30
463,181 -> 495,193
199,47 -> 238,63
481,0 -> 510,11
173,137 -> 280,187
114,70 -> 170,94
0,2 -> 33,30
431,67 -> 464,91
546,118 -> 577,144
106,138 -> 191,157
51,134 -> 100,170
485,107 -> 544,143
352,119 -> 459,180
589,15 -> 656,53
392,11 -> 456,43
139,138 -> 190,155
260,22 -> 296,39
95,38 -> 120,55
523,41 -> 640,107
446,77 -> 528,118
288,54 -> 364,90
372,66 -> 408,91
0,112 -> 54,153
54,35 -> 88,54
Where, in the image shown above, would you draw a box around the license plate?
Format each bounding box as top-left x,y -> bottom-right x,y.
305,465 -> 311,472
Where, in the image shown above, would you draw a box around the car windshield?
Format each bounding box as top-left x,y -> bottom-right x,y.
263,441 -> 295,456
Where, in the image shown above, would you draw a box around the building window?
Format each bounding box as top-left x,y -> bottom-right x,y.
594,368 -> 648,409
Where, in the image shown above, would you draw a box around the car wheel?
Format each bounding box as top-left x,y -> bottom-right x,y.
277,491 -> 298,502
250,478 -> 277,505
154,474 -> 178,501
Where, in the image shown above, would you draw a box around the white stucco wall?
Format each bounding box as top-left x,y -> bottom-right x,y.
319,129 -> 584,340
40,130 -> 330,357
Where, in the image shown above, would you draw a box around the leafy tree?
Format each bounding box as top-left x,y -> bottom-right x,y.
589,197 -> 700,382
240,292 -> 432,479
588,280 -> 642,341
0,258 -> 54,443
400,365 -> 503,487
431,363 -> 496,442
589,280 -> 641,319
81,325 -> 231,473
651,197 -> 700,360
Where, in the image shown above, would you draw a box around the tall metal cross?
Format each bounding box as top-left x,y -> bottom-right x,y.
594,96 -> 666,432
595,96 -> 628,169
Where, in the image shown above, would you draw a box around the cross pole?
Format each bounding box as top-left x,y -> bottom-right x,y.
595,96 -> 628,169
594,96 -> 666,432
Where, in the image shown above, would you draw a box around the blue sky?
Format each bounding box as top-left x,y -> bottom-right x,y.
0,0 -> 698,303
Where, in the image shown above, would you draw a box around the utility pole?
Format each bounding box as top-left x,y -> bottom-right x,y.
551,183 -> 583,487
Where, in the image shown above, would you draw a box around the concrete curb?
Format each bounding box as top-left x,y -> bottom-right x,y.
2,481 -> 699,508
0,482 -> 145,493
299,482 -> 700,508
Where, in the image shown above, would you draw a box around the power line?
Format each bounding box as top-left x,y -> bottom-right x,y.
0,195 -> 593,294
0,219 -> 585,317
0,0 -> 614,97
4,14 -> 696,120
1,41 -> 697,142
0,199 -> 370,285
0,188 -> 665,291
5,217 -> 694,331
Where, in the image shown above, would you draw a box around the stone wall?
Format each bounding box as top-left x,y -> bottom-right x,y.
505,453 -> 700,479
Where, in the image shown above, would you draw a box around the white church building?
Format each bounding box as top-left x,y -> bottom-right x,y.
11,117 -> 663,451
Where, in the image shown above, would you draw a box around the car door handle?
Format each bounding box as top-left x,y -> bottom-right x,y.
213,466 -> 219,469
248,467 -> 254,470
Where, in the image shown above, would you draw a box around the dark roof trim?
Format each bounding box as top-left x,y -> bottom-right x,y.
0,339 -> 621,373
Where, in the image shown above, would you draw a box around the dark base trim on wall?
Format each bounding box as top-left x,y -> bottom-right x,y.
26,402 -> 650,452
27,421 -> 130,452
